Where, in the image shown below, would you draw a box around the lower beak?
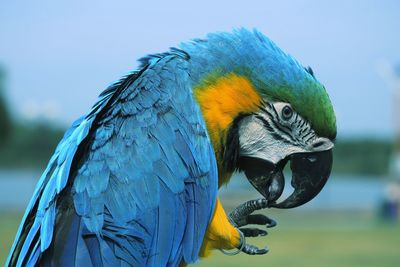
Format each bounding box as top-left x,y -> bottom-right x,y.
240,149 -> 333,209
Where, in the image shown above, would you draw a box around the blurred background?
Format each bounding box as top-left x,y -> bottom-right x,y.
0,0 -> 399,266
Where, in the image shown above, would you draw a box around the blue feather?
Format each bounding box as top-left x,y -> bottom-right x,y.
154,184 -> 175,266
74,233 -> 93,266
16,220 -> 39,267
26,240 -> 40,267
8,46 -> 218,266
83,236 -> 102,266
40,204 -> 56,251
99,239 -> 119,266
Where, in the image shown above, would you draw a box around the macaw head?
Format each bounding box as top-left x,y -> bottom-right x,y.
182,29 -> 336,209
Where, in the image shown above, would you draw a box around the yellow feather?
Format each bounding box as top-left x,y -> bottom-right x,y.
199,198 -> 241,258
193,73 -> 262,260
194,73 -> 262,185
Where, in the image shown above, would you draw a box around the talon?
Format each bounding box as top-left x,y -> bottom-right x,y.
267,218 -> 277,228
246,214 -> 277,229
242,244 -> 269,255
239,227 -> 268,237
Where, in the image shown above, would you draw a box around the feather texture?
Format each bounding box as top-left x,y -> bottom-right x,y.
7,51 -> 217,266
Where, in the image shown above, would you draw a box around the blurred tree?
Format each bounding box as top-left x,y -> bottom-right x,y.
0,66 -> 12,143
0,122 -> 65,169
333,139 -> 391,176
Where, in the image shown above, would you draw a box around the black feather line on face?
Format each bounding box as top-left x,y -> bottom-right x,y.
221,113 -> 250,173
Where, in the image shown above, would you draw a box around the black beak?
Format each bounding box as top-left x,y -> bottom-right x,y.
240,149 -> 333,209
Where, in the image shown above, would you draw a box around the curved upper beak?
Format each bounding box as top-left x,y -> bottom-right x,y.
241,139 -> 333,209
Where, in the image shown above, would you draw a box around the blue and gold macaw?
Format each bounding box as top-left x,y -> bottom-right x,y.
7,29 -> 336,266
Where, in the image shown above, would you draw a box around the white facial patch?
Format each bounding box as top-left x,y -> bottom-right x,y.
238,102 -> 333,164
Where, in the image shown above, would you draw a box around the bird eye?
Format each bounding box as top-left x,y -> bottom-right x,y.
281,106 -> 293,120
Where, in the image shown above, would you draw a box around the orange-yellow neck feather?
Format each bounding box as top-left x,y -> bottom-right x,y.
193,73 -> 262,186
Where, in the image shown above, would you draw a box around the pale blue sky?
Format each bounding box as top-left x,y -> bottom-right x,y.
1,0 -> 399,138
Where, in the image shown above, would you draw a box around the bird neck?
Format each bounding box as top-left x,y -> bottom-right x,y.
193,72 -> 262,187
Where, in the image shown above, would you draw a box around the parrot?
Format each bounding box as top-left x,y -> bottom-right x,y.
6,28 -> 336,266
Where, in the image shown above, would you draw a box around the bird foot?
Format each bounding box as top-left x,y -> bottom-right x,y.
228,198 -> 277,255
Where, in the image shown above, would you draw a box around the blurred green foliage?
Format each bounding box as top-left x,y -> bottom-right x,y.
0,67 -> 11,142
333,139 -> 392,176
0,122 -> 64,170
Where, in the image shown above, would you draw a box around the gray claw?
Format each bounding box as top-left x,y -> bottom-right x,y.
247,214 -> 277,228
242,244 -> 269,255
239,227 -> 267,237
227,199 -> 277,256
266,218 -> 277,228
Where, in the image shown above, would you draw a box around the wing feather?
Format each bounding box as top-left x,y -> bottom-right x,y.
7,53 -> 218,266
